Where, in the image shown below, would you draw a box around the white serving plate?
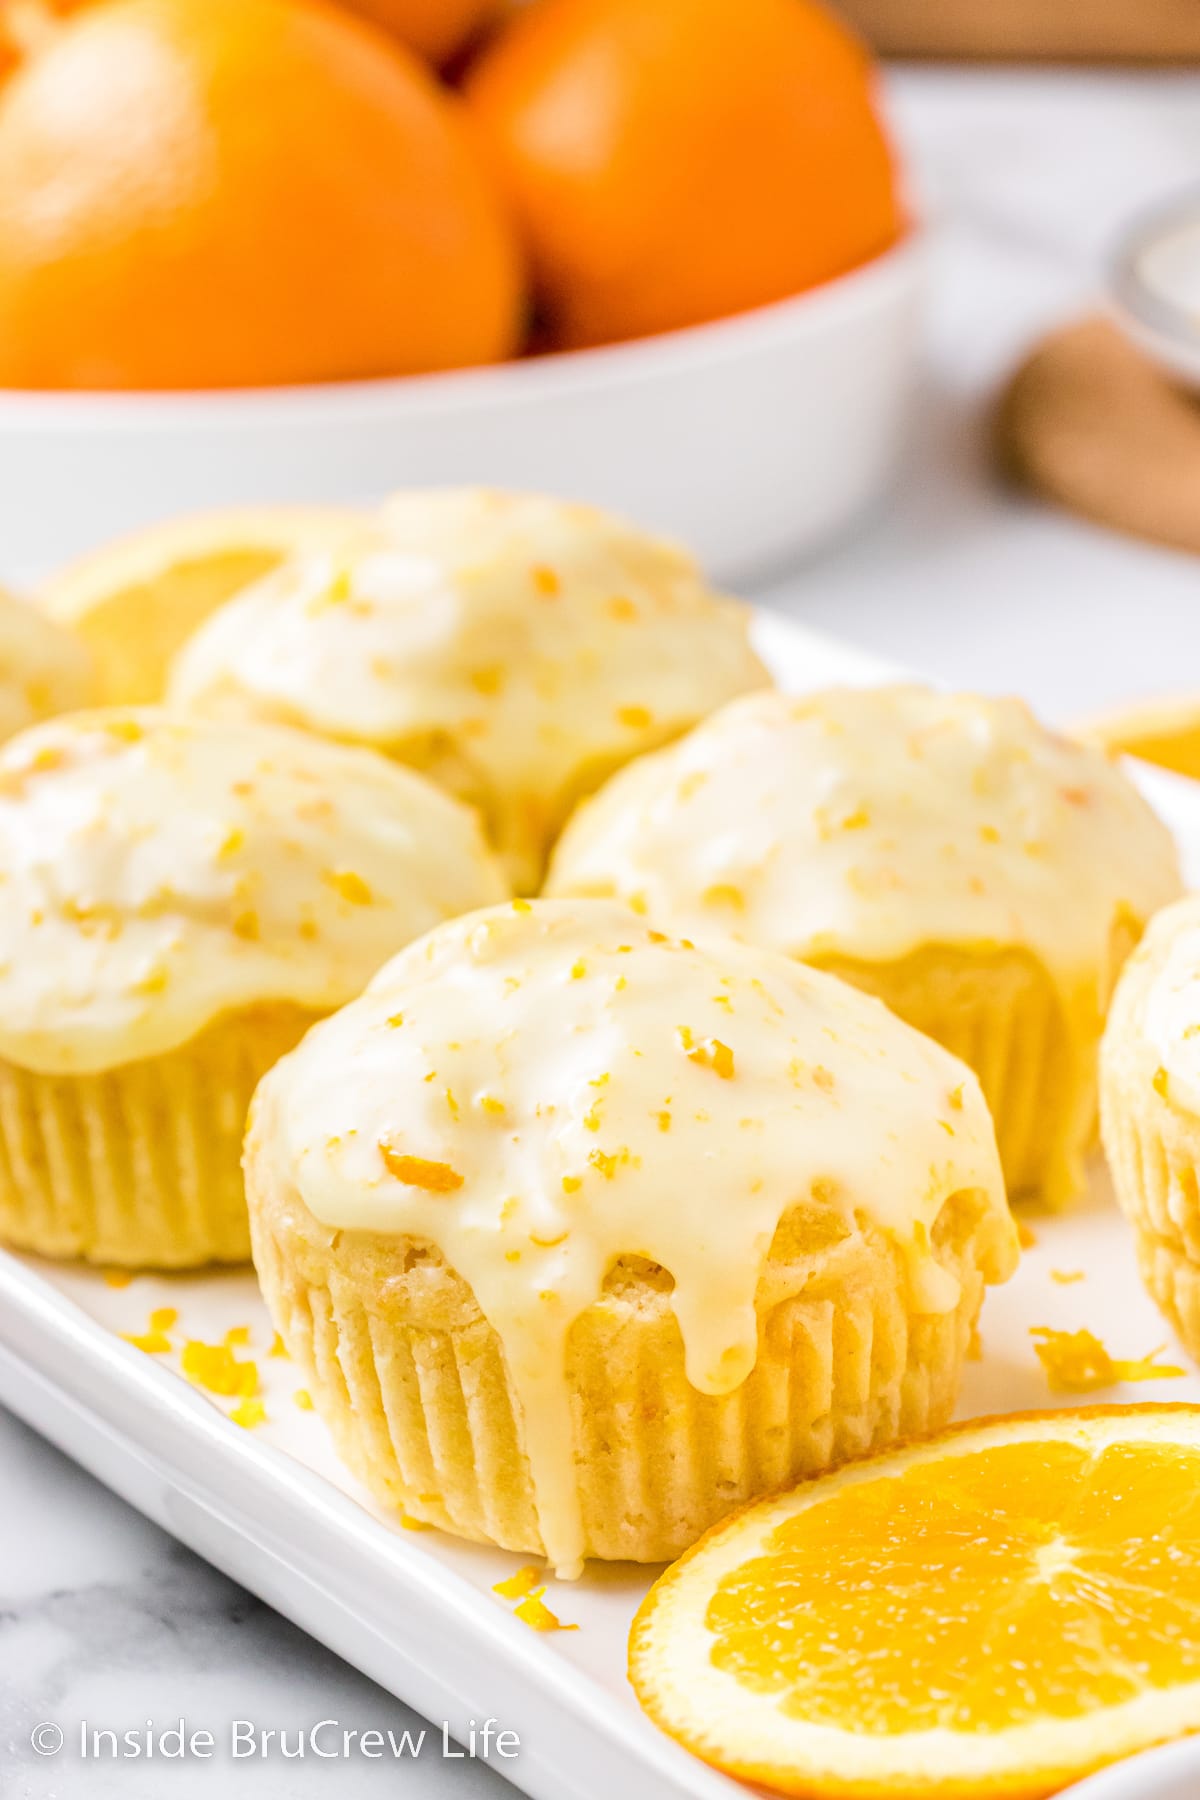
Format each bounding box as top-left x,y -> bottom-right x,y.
2,612 -> 1200,1800
0,238 -> 921,586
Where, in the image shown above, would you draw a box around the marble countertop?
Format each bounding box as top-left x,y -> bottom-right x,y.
6,63 -> 1200,1800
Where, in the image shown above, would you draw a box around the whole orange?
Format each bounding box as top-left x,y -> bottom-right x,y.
0,0 -> 525,388
464,0 -> 903,350
337,0 -> 496,65
0,0 -> 89,79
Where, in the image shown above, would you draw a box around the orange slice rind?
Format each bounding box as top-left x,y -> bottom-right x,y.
630,1406 -> 1200,1800
1076,694 -> 1200,781
37,504 -> 364,704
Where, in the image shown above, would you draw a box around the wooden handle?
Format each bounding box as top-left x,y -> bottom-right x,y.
996,313 -> 1200,556
834,0 -> 1200,61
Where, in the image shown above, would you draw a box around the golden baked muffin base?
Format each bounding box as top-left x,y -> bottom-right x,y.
0,1003 -> 317,1268
1103,963 -> 1200,1358
812,941 -> 1127,1210
249,1164 -> 996,1564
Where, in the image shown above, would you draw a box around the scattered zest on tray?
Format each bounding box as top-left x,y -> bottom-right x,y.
120,1305 -> 179,1356
1030,1324 -> 1185,1393
630,1407 -> 1200,1798
181,1339 -> 259,1399
230,1398 -> 267,1431
492,1565 -> 577,1633
116,1309 -> 271,1426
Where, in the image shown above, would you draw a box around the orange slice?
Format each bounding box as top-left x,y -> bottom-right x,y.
37,505 -> 364,703
1076,694 -> 1200,780
630,1407 -> 1200,1799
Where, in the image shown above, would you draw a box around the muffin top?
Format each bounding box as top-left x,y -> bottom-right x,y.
0,585 -> 94,743
1127,896 -> 1200,1117
166,488 -> 769,890
0,709 -> 507,1074
548,684 -> 1182,989
249,899 -> 1016,1568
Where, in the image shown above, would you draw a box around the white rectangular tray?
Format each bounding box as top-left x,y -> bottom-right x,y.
3,614 -> 1200,1800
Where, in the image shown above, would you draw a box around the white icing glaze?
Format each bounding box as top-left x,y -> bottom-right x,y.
1141,898 -> 1200,1117
0,709 -> 507,1074
248,898 -> 1016,1574
0,585 -> 93,742
166,489 -> 769,890
547,684 -> 1182,1003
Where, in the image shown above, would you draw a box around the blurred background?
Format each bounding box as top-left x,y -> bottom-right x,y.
0,0 -> 1199,714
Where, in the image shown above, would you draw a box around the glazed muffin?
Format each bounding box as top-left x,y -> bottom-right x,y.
246,898 -> 1017,1573
166,488 -> 769,891
38,505 -> 364,704
0,583 -> 94,739
547,685 -> 1182,1208
0,709 -> 506,1268
1101,895 -> 1200,1358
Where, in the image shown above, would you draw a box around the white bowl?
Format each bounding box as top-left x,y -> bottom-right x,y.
1111,191 -> 1200,389
0,234 -> 922,584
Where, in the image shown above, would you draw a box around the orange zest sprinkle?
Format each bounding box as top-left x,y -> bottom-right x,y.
703,883 -> 745,910
513,1589 -> 578,1632
293,1388 -> 315,1411
1017,1218 -> 1038,1249
616,704 -> 652,730
400,1513 -> 429,1531
387,1011 -> 405,1028
493,1564 -> 541,1600
103,718 -> 145,743
149,1306 -> 178,1332
230,1398 -> 267,1430
511,898 -> 532,913
469,664 -> 505,696
685,1036 -> 735,1079
1154,1066 -> 1170,1098
181,1339 -> 259,1398
1030,1325 -> 1185,1393
268,1332 -> 289,1359
561,1174 -> 582,1193
1050,1269 -> 1085,1285
531,563 -> 560,596
379,1143 -> 464,1192
224,1324 -> 251,1347
324,867 -> 373,905
122,1330 -> 172,1354
323,568 -> 354,606
103,1269 -> 134,1289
